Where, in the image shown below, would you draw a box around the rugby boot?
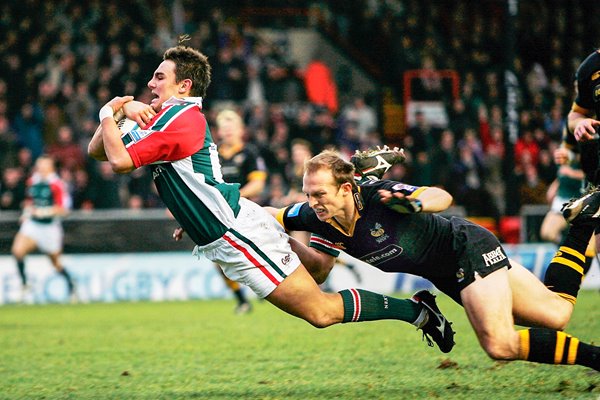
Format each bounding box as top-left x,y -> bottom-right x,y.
351,145 -> 406,181
412,290 -> 455,353
562,186 -> 600,225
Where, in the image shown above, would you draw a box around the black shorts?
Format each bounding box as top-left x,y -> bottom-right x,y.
429,217 -> 511,305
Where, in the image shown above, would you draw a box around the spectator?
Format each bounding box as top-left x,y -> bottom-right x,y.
46,125 -> 86,172
430,128 -> 458,190
519,163 -> 549,206
340,95 -> 378,142
303,57 -> 338,114
88,161 -> 122,209
0,167 -> 26,210
0,114 -> 19,171
13,102 -> 45,160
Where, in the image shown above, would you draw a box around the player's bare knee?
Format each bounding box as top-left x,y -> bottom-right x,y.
478,331 -> 520,360
12,248 -> 25,259
546,313 -> 570,331
481,339 -> 519,360
304,302 -> 340,328
546,300 -> 573,331
305,311 -> 337,329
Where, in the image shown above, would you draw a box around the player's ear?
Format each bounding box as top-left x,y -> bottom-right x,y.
341,181 -> 353,194
178,79 -> 192,93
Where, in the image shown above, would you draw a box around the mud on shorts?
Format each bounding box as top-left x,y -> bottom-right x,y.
429,217 -> 512,305
194,198 -> 301,299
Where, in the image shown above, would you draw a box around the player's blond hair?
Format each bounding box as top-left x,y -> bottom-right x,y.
305,150 -> 357,190
216,109 -> 244,129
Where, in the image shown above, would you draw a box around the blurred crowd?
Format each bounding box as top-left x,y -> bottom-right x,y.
0,0 -> 598,221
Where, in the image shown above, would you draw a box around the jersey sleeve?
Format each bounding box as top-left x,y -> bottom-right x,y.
371,179 -> 427,198
279,202 -> 341,257
572,51 -> 600,114
125,104 -> 207,168
244,145 -> 267,182
50,179 -> 71,210
308,234 -> 340,257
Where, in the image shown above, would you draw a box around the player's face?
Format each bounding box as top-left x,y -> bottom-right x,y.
303,168 -> 350,221
35,157 -> 55,177
147,60 -> 182,111
217,116 -> 242,142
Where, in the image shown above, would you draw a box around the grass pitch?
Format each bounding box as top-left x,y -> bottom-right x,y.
0,291 -> 598,399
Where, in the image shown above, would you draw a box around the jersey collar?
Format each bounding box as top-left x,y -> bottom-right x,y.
163,96 -> 203,109
325,187 -> 363,237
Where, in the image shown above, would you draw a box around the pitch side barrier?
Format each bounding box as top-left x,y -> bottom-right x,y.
0,208 -> 597,304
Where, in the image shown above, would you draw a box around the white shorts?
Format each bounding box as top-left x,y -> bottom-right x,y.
195,198 -> 301,298
19,219 -> 64,254
551,195 -> 569,213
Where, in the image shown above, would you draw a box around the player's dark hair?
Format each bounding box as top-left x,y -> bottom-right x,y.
163,46 -> 211,98
305,150 -> 357,190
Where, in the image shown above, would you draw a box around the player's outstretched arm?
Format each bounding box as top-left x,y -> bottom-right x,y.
379,186 -> 452,214
287,236 -> 336,284
264,205 -> 336,283
568,109 -> 600,142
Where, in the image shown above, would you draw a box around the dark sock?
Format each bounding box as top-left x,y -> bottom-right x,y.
16,259 -> 26,286
543,224 -> 593,303
519,328 -> 600,371
233,288 -> 248,305
579,139 -> 599,183
339,288 -> 422,324
59,269 -> 74,292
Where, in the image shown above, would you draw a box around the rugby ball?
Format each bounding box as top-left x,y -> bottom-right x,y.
117,117 -> 139,133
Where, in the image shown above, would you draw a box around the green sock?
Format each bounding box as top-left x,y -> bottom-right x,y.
339,288 -> 423,325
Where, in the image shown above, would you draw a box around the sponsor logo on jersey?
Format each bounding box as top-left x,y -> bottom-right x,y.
152,165 -> 165,179
361,244 -> 403,266
370,222 -> 390,243
391,183 -> 418,194
287,203 -> 303,217
481,246 -> 507,267
352,188 -> 364,211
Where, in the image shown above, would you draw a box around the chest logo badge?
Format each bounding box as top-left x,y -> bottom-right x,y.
370,223 -> 385,237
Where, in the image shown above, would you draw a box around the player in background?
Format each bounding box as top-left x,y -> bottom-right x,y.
267,149 -> 599,371
11,154 -> 76,303
88,43 -> 455,354
540,125 -> 595,272
215,108 -> 268,313
569,49 -> 600,261
569,49 -> 600,184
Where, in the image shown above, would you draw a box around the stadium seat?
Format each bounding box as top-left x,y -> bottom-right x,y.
499,216 -> 521,244
466,216 -> 498,236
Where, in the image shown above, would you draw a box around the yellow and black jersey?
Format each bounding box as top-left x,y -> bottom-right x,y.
278,179 -> 509,303
218,143 -> 267,186
572,49 -> 600,118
